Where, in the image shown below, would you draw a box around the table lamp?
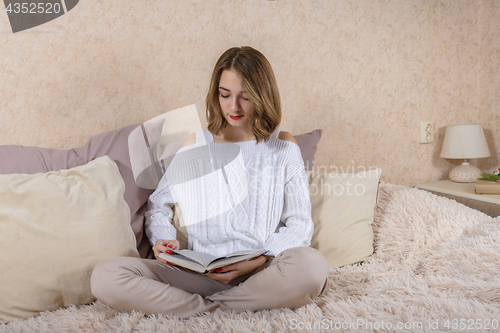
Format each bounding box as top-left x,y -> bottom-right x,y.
440,123 -> 491,182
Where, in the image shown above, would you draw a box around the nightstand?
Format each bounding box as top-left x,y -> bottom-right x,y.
415,180 -> 500,217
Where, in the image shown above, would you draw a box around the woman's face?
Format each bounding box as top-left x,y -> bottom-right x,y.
218,69 -> 254,130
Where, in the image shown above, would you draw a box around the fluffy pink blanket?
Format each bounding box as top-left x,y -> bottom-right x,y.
1,183 -> 499,333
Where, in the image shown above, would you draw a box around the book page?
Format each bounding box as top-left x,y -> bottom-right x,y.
206,249 -> 267,271
171,249 -> 218,267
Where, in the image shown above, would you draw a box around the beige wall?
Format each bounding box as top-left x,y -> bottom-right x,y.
1,0 -> 499,186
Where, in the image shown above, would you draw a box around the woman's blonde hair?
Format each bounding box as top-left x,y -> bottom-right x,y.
206,46 -> 281,143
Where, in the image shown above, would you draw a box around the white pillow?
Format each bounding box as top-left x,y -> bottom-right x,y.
308,168 -> 382,267
0,156 -> 139,323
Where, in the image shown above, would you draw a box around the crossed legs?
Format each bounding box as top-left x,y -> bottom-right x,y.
91,246 -> 329,318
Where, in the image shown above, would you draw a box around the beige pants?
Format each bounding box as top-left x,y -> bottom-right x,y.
91,246 -> 329,318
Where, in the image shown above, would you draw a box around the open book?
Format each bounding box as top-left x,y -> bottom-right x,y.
158,248 -> 267,275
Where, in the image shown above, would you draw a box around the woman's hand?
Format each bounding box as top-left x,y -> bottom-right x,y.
205,255 -> 268,284
153,239 -> 180,265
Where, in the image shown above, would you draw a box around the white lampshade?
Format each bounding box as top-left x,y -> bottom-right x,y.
440,123 -> 491,183
440,123 -> 490,159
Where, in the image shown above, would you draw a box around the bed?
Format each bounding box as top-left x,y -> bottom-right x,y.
1,107 -> 499,333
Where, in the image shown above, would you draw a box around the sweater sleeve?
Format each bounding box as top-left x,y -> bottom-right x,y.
144,175 -> 178,246
264,166 -> 314,256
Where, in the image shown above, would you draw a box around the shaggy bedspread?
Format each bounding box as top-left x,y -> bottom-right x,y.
1,183 -> 499,333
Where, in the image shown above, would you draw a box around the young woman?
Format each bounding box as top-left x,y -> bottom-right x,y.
91,46 -> 329,318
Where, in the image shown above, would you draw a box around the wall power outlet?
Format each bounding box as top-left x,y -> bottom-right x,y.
419,121 -> 434,143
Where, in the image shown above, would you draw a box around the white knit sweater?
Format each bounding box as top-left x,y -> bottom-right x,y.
145,129 -> 313,257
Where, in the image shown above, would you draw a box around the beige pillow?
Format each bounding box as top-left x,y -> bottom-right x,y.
0,156 -> 139,323
308,168 -> 382,267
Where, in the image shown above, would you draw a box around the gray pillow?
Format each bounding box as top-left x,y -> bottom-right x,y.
294,129 -> 322,170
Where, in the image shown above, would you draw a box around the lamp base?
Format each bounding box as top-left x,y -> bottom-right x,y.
449,162 -> 482,183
